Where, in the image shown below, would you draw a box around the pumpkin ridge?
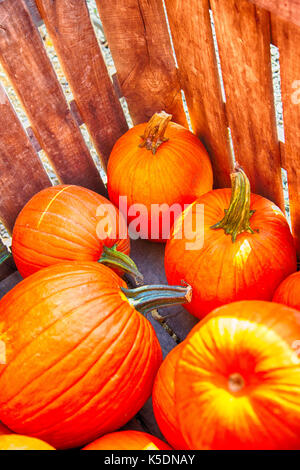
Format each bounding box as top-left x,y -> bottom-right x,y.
37,185 -> 72,229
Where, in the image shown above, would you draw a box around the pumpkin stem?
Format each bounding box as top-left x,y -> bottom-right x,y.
121,283 -> 192,316
0,243 -> 11,265
99,245 -> 143,285
210,165 -> 258,242
139,111 -> 172,155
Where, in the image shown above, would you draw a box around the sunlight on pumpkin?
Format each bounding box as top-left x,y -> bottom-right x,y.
233,239 -> 252,266
142,443 -> 159,450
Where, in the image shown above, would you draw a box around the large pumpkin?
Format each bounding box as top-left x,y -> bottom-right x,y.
165,167 -> 297,319
273,271 -> 300,311
82,430 -> 171,450
107,111 -> 213,241
0,435 -> 55,450
153,300 -> 300,450
0,421 -> 10,435
12,184 -> 142,282
0,262 -> 190,449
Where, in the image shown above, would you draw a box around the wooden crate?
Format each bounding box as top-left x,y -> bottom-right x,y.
0,0 -> 300,439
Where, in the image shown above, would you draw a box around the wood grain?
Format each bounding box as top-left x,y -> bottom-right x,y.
210,0 -> 284,209
95,0 -> 187,126
272,16 -> 300,254
0,0 -> 106,195
36,0 -> 128,168
164,0 -> 233,188
249,0 -> 300,28
0,83 -> 50,232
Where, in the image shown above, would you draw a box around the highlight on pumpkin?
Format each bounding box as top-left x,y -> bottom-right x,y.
0,434 -> 55,450
82,430 -> 172,450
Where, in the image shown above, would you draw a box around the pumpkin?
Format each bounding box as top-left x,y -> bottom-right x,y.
12,184 -> 142,282
0,262 -> 191,449
273,271 -> 300,311
107,111 -> 213,242
153,300 -> 300,450
0,434 -> 55,450
165,166 -> 297,319
0,421 -> 10,435
82,430 -> 171,450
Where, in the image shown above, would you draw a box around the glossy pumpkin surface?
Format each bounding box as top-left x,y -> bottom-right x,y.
153,301 -> 300,450
82,430 -> 171,450
0,434 -> 55,450
273,271 -> 300,311
12,185 -> 130,278
165,184 -> 297,319
0,262 -> 162,449
107,112 -> 213,241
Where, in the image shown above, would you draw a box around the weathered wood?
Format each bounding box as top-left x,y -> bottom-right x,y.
0,242 -> 16,283
0,83 -> 51,232
249,0 -> 300,28
0,0 -> 106,194
210,0 -> 284,209
95,0 -> 187,126
272,16 -> 300,254
24,0 -> 43,26
164,0 -> 233,188
35,0 -> 128,168
0,271 -> 21,295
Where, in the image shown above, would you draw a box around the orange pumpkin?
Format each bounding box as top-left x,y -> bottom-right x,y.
0,421 -> 11,435
153,300 -> 300,450
273,271 -> 300,311
12,184 -> 142,282
0,434 -> 55,450
0,262 -> 190,449
82,430 -> 171,450
165,167 -> 297,319
107,112 -> 213,241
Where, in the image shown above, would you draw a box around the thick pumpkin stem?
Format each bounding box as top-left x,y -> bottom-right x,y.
210,165 -> 258,242
139,111 -> 172,155
99,245 -> 143,285
121,283 -> 192,316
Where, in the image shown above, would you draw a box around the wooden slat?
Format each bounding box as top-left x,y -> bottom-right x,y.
35,0 -> 128,168
272,16 -> 300,254
0,0 -> 106,195
0,83 -> 51,232
95,0 -> 187,126
210,0 -> 284,209
164,0 -> 233,188
249,0 -> 300,28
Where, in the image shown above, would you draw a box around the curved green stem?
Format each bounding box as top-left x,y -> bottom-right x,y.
121,283 -> 192,315
210,166 -> 258,242
99,245 -> 143,284
139,111 -> 172,155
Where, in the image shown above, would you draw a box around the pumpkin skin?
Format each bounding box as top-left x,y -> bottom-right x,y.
0,435 -> 55,450
0,262 -> 162,449
82,430 -> 171,450
153,301 -> 300,450
12,184 -> 130,278
273,271 -> 300,311
107,114 -> 213,242
165,189 -> 297,319
0,421 -> 10,435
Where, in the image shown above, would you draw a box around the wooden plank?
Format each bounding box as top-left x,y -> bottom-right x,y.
164,0 -> 233,188
0,83 -> 51,232
272,16 -> 300,254
0,0 -> 106,195
35,0 -> 128,168
249,0 -> 300,28
210,0 -> 284,209
95,0 -> 187,126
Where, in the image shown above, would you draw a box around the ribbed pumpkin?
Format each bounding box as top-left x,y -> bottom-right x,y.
153,300 -> 300,450
0,421 -> 10,435
82,430 -> 171,450
12,184 -> 142,282
0,435 -> 55,450
107,111 -> 213,241
273,271 -> 300,311
0,262 -> 190,449
165,167 -> 297,319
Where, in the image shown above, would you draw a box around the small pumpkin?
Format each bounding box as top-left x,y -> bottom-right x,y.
153,300 -> 300,450
107,111 -> 213,241
0,262 -> 190,449
165,166 -> 297,319
273,271 -> 300,311
0,434 -> 55,450
82,430 -> 171,450
12,184 -> 142,282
